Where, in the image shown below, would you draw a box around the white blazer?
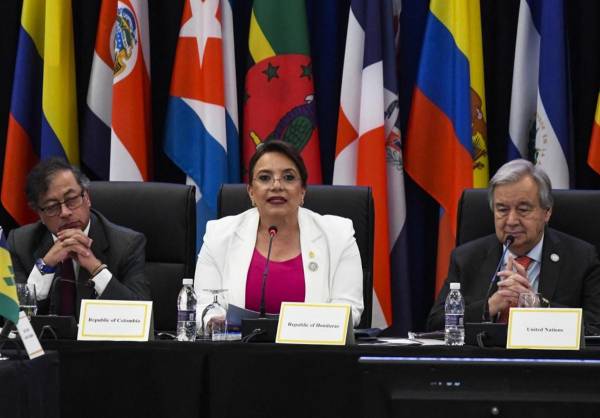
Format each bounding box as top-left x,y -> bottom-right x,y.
194,207 -> 364,326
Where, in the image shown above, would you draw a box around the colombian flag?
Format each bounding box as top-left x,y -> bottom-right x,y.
588,93 -> 600,174
242,0 -> 322,183
1,0 -> 78,224
404,0 -> 489,295
0,227 -> 19,324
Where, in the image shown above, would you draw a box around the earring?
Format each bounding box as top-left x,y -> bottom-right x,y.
251,199 -> 255,207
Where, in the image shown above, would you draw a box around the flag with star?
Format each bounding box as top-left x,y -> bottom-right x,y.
0,227 -> 19,324
163,0 -> 239,249
242,0 -> 322,182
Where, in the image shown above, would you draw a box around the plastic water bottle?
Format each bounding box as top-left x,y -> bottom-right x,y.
445,282 -> 465,346
177,278 -> 197,341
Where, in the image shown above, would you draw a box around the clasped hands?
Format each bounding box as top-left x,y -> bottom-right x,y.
42,228 -> 101,274
488,256 -> 532,317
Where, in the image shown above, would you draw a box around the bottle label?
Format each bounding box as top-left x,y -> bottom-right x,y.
178,310 -> 196,322
445,314 -> 463,327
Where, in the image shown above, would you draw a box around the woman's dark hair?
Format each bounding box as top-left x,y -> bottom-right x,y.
26,157 -> 90,208
248,140 -> 308,187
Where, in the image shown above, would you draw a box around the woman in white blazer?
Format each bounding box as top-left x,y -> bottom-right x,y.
194,140 -> 364,326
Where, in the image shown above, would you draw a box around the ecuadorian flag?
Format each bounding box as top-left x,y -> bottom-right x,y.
1,0 -> 78,225
0,227 -> 19,324
405,0 -> 489,295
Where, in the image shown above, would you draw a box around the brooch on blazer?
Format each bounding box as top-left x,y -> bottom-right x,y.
308,251 -> 318,272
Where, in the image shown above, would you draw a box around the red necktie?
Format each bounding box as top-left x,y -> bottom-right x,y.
59,258 -> 76,316
515,255 -> 533,270
498,256 -> 533,323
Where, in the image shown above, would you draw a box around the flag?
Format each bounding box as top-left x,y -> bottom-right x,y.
508,0 -> 570,188
82,0 -> 151,181
587,92 -> 600,174
1,0 -> 79,225
0,227 -> 19,324
333,0 -> 408,329
164,0 -> 240,248
242,0 -> 322,183
404,0 -> 489,295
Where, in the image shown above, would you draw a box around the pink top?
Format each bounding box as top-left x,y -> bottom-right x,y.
245,248 -> 305,314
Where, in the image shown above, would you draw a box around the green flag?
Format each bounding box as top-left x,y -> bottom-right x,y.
0,227 -> 19,324
242,0 -> 322,183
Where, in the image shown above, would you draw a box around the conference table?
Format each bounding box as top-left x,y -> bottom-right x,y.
39,339 -> 600,418
0,349 -> 59,418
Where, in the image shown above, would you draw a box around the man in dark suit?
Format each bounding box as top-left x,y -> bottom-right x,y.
7,158 -> 150,318
427,159 -> 600,334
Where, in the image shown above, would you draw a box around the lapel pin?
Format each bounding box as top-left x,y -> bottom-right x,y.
309,251 -> 316,259
308,261 -> 318,272
550,253 -> 559,262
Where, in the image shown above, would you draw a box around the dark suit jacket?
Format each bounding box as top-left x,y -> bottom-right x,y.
427,228 -> 600,334
7,209 -> 151,318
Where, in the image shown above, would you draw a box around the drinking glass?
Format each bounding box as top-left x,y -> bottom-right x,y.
16,283 -> 37,319
197,289 -> 228,341
518,292 -> 542,308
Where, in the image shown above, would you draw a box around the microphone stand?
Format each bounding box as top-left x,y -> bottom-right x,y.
242,226 -> 279,342
467,235 -> 514,348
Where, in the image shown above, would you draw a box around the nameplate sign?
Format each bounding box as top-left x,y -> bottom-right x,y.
16,311 -> 44,359
276,302 -> 353,345
78,300 -> 153,341
507,308 -> 582,350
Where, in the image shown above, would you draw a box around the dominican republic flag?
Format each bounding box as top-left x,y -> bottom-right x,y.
508,0 -> 571,188
1,0 -> 79,225
82,0 -> 151,181
333,0 -> 408,329
404,0 -> 489,295
163,0 -> 240,249
588,92 -> 600,174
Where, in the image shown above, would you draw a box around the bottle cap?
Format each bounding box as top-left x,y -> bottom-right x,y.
182,278 -> 194,285
449,282 -> 460,290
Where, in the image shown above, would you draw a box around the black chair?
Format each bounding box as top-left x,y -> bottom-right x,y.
218,184 -> 374,328
88,181 -> 197,332
457,188 -> 600,254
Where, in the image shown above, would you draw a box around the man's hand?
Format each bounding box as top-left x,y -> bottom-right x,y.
43,228 -> 101,274
488,256 -> 532,316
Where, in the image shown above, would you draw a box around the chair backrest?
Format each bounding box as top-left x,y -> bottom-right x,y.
218,184 -> 374,328
88,181 -> 197,331
457,188 -> 600,254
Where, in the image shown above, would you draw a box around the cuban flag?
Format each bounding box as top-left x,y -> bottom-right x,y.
82,0 -> 151,181
508,0 -> 571,188
163,0 -> 240,249
333,0 -> 408,329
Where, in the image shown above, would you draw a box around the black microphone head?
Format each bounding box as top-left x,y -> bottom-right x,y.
504,235 -> 515,247
268,225 -> 278,237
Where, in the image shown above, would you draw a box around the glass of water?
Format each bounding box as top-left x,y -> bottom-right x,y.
197,289 -> 228,341
16,283 -> 37,319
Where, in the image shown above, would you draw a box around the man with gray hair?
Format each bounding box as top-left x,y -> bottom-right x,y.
427,159 -> 600,334
7,158 -> 150,319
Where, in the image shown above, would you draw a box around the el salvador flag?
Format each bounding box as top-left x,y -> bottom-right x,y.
508,0 -> 571,188
163,0 -> 240,250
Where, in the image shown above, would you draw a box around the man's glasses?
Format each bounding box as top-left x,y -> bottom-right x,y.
39,191 -> 85,217
253,173 -> 299,187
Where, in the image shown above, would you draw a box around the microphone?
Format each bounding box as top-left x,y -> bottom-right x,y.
259,225 -> 278,317
242,225 -> 279,342
48,271 -> 62,316
482,234 -> 514,321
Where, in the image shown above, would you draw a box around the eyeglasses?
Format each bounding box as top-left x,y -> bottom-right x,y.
39,191 -> 85,217
253,173 -> 300,187
493,204 -> 540,220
